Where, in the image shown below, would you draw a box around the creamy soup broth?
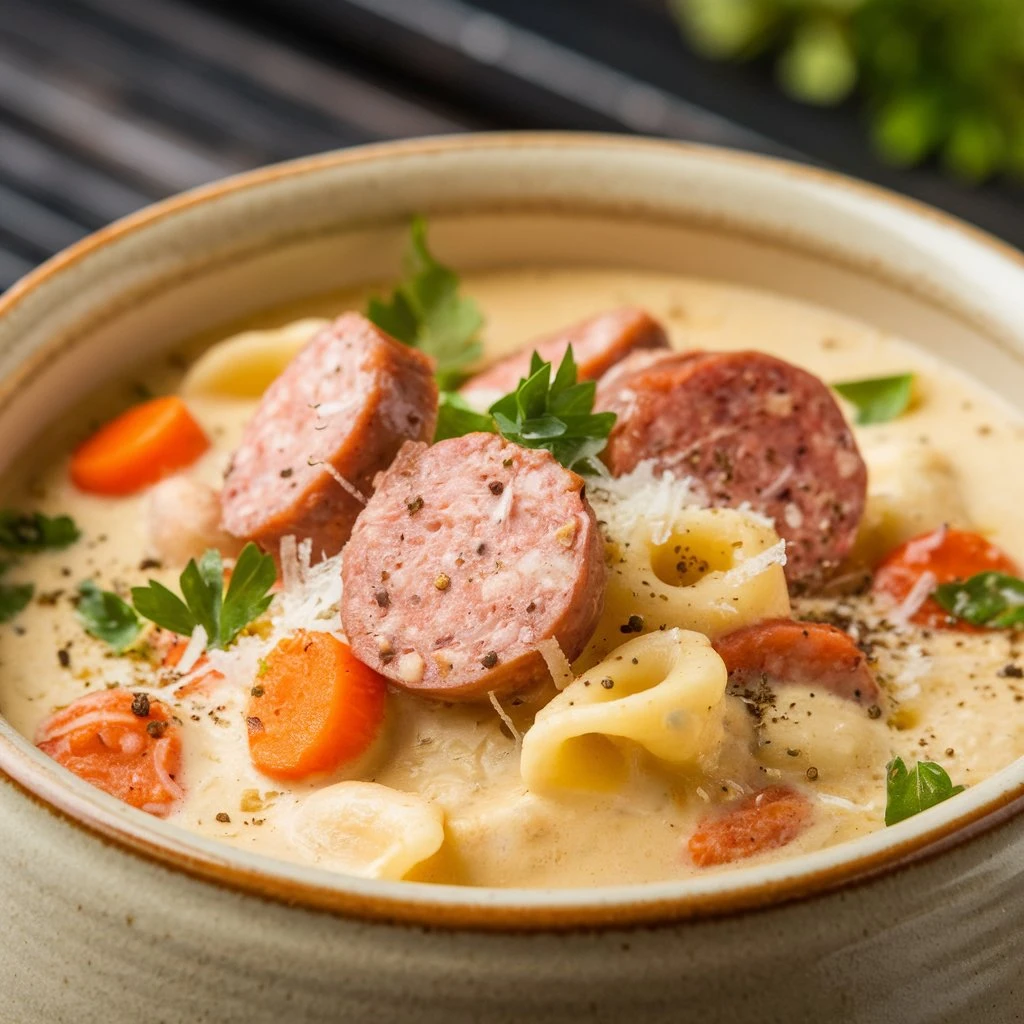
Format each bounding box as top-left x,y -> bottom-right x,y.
3,267 -> 1023,887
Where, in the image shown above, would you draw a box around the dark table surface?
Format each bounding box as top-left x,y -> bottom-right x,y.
0,0 -> 1021,292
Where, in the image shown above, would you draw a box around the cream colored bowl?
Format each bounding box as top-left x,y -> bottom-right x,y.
1,135 -> 1023,1023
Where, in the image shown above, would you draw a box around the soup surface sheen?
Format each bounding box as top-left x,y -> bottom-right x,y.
3,267 -> 1023,888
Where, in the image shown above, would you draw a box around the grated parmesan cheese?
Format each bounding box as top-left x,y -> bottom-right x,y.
721,538 -> 788,587
488,690 -> 522,745
891,570 -> 938,625
588,461 -> 705,546
537,637 -> 574,691
177,624 -> 208,675
316,461 -> 367,506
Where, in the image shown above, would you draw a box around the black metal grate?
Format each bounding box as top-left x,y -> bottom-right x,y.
0,0 -> 1021,293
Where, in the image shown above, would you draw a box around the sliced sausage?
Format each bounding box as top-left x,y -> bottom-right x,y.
596,350 -> 867,590
712,618 -> 880,706
341,433 -> 607,700
460,307 -> 669,407
222,313 -> 437,561
688,785 -> 812,867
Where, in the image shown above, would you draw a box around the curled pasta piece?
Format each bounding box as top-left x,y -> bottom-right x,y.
181,318 -> 330,399
521,628 -> 727,794
290,781 -> 445,880
851,440 -> 969,569
578,507 -> 790,670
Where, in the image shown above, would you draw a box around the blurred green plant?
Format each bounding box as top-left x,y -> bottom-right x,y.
670,0 -> 1024,182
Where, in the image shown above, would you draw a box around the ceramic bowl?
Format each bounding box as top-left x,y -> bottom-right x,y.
1,135 -> 1023,1024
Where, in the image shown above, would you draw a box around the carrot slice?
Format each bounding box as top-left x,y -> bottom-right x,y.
872,527 -> 1018,631
35,689 -> 183,817
688,785 -> 812,867
70,396 -> 210,496
713,618 -> 879,705
246,630 -> 387,781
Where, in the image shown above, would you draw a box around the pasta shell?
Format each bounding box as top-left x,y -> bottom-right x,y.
521,628 -> 727,794
181,319 -> 330,398
289,781 -> 445,879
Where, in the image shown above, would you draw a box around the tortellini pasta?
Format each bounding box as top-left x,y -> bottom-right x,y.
851,440 -> 969,568
289,781 -> 444,880
577,506 -> 790,670
181,318 -> 329,398
521,628 -> 727,794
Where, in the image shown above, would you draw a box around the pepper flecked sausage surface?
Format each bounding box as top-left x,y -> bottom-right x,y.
341,434 -> 607,700
460,307 -> 669,406
596,350 -> 867,591
221,313 -> 437,561
713,618 -> 880,706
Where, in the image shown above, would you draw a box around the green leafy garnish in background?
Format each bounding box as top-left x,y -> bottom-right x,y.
832,373 -> 913,425
367,217 -> 484,390
76,581 -> 142,653
435,347 -> 616,475
670,0 -> 1024,182
0,510 -> 79,552
932,571 -> 1024,629
885,756 -> 965,826
131,543 -> 275,651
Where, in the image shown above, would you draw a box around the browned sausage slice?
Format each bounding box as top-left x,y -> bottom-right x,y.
712,618 -> 880,706
341,434 -> 607,700
688,785 -> 813,867
222,313 -> 437,560
596,350 -> 867,590
460,307 -> 669,405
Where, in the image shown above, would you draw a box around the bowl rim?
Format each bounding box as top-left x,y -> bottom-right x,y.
2,131 -> 1024,932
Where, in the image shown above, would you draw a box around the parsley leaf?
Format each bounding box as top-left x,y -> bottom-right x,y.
367,217 -> 483,389
932,571 -> 1024,628
131,542 -> 275,650
435,347 -> 616,474
885,757 -> 965,826
76,581 -> 142,653
434,391 -> 495,442
0,580 -> 33,623
220,542 -> 277,642
832,373 -> 914,425
0,510 -> 80,552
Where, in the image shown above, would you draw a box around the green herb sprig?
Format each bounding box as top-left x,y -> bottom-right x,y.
671,0 -> 1024,182
435,347 -> 616,475
130,542 -> 276,651
76,581 -> 142,653
367,217 -> 483,390
0,510 -> 80,553
833,373 -> 914,425
0,570 -> 34,624
0,509 -> 81,624
885,756 -> 965,826
932,571 -> 1024,629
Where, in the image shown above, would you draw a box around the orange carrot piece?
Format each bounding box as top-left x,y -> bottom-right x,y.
872,527 -> 1018,631
688,786 -> 812,867
712,618 -> 879,705
70,396 -> 209,496
246,630 -> 387,781
35,689 -> 183,817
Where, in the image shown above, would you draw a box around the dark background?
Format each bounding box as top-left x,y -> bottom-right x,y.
1,0 -> 1021,292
